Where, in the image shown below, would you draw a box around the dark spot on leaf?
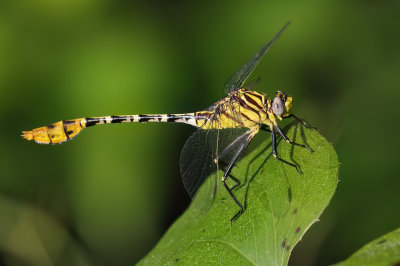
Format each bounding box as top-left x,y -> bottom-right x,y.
281,240 -> 286,248
296,227 -> 301,233
286,245 -> 290,251
377,239 -> 387,245
221,199 -> 225,203
293,208 -> 297,214
288,187 -> 292,202
175,258 -> 180,263
202,229 -> 206,233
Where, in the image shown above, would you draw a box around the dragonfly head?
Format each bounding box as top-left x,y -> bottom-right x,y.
272,91 -> 292,117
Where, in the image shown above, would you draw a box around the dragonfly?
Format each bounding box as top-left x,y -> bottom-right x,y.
22,21 -> 312,222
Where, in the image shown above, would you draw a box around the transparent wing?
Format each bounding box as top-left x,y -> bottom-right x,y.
224,21 -> 290,94
242,77 -> 261,90
180,129 -> 218,199
180,127 -> 250,213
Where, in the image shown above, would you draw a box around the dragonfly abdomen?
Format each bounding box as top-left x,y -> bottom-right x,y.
21,119 -> 86,144
84,114 -> 197,126
22,113 -> 196,145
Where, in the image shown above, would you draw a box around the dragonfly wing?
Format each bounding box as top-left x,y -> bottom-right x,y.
217,128 -> 253,166
180,127 -> 251,214
180,129 -> 217,200
224,21 -> 290,94
242,77 -> 261,91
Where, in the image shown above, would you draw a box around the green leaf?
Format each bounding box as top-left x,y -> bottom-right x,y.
139,124 -> 339,265
333,228 -> 400,266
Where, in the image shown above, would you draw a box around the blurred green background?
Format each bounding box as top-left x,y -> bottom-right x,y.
1,0 -> 399,265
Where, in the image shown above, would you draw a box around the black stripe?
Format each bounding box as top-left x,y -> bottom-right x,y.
249,92 -> 263,102
195,112 -> 211,127
111,116 -> 125,123
221,109 -> 243,126
46,129 -> 53,144
138,115 -> 151,122
237,96 -> 260,117
240,112 -> 255,123
243,93 -> 264,110
85,118 -> 99,127
62,121 -> 70,140
63,120 -> 75,126
167,114 -> 178,122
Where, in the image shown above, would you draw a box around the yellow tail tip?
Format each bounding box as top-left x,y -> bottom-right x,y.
21,131 -> 33,141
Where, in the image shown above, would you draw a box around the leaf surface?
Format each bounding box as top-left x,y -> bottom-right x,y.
139,124 -> 339,265
334,228 -> 400,266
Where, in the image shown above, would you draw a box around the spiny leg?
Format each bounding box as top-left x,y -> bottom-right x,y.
218,139 -> 245,191
229,175 -> 241,191
285,114 -> 316,129
220,160 -> 241,190
219,164 -> 241,190
222,144 -> 246,223
260,124 -> 312,152
220,130 -> 254,223
275,124 -> 313,152
270,126 -> 302,174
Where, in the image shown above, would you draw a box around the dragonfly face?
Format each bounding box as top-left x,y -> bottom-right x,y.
271,91 -> 293,118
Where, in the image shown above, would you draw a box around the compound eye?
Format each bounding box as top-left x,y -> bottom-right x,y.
272,97 -> 284,115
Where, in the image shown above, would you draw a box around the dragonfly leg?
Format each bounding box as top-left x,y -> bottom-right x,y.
270,126 -> 302,174
229,175 -> 241,190
221,131 -> 254,223
286,114 -> 316,129
219,162 -> 241,190
275,124 -> 313,152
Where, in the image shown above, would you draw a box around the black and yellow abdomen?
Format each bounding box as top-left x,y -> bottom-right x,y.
22,119 -> 86,144
22,114 -> 197,145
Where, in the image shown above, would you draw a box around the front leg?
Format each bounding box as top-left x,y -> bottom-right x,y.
270,125 -> 302,174
285,114 -> 316,129
275,124 -> 313,152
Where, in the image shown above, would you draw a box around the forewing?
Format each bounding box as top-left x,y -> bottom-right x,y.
224,21 -> 290,94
